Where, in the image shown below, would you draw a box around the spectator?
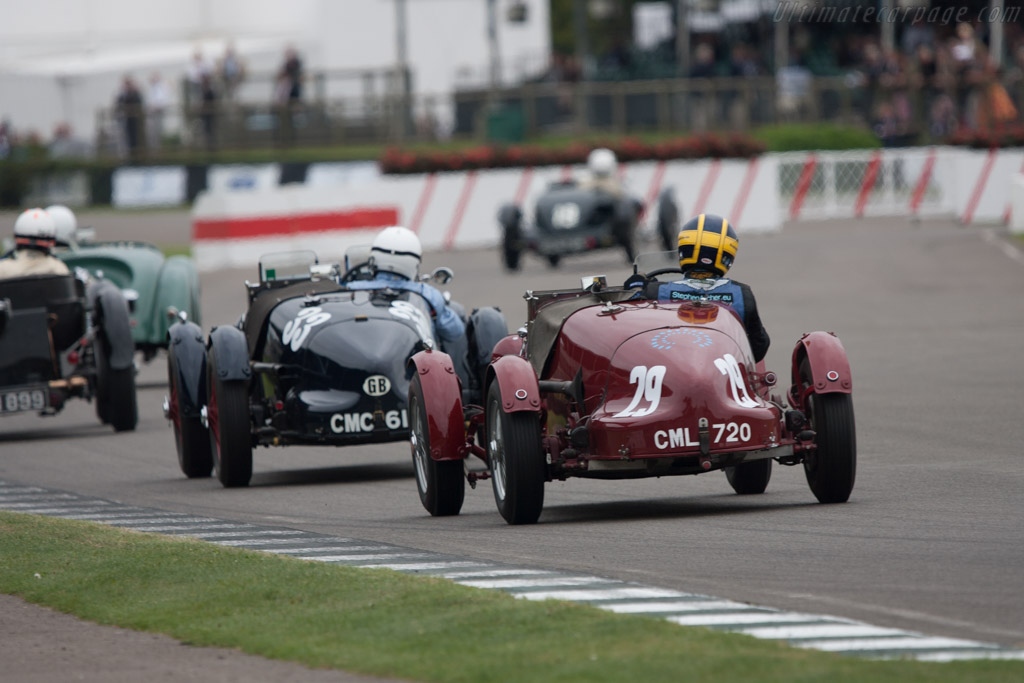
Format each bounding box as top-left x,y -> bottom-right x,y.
199,74 -> 218,151
690,43 -> 716,78
280,46 -> 303,103
0,119 -> 13,159
48,123 -> 90,160
219,43 -> 245,102
146,72 -> 170,151
185,49 -> 212,103
115,75 -> 145,160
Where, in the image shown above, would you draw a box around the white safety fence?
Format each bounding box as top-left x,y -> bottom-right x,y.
189,146 -> 1024,271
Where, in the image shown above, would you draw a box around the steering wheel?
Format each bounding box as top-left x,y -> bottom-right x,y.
643,267 -> 686,280
339,261 -> 373,284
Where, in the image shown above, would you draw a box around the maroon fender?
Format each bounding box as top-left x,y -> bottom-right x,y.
486,355 -> 542,413
791,331 -> 852,395
409,349 -> 465,461
491,333 -> 524,362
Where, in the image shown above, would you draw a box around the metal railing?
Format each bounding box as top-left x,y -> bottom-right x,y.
93,72 -> 1024,157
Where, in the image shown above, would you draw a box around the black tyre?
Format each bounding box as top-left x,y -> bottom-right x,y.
502,226 -> 522,271
725,459 -> 772,495
546,254 -> 561,268
167,345 -> 212,478
95,334 -> 137,432
206,347 -> 252,488
658,207 -> 678,252
409,375 -> 465,516
614,221 -> 637,264
799,358 -> 856,503
486,381 -> 544,525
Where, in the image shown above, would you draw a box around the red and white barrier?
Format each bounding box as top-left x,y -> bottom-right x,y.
192,156 -> 778,271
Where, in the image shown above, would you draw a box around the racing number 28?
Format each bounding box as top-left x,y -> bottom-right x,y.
614,365 -> 666,418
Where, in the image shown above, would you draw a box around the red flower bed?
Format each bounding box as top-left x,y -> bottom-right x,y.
379,133 -> 767,174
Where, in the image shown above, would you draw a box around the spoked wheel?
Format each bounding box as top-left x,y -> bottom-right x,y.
409,375 -> 465,516
725,459 -> 772,495
167,345 -> 212,478
799,358 -> 856,503
95,334 -> 137,432
486,381 -> 544,525
206,347 -> 252,488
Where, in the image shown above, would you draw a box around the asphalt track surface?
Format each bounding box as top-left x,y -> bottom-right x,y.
2,212 -> 1023,676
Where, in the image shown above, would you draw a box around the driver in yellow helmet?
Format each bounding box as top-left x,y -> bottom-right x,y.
636,213 -> 769,362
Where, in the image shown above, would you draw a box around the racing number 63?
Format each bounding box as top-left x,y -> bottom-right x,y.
614,365 -> 666,418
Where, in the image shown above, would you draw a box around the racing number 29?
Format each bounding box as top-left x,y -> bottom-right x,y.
614,365 -> 666,418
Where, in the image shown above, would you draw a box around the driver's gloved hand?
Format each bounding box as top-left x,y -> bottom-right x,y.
418,284 -> 448,315
623,273 -> 647,289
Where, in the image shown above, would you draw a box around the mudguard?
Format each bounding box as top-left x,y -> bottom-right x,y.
468,306 -> 508,369
490,334 -> 523,362
208,325 -> 252,381
168,320 -> 207,417
152,256 -> 202,343
486,355 -> 541,413
90,280 -> 135,370
409,349 -> 465,461
792,331 -> 852,395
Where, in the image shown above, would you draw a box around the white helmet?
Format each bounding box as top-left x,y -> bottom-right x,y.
587,148 -> 617,179
45,204 -> 77,245
14,208 -> 57,251
370,226 -> 421,281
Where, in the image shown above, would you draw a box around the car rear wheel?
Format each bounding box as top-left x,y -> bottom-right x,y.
410,375 -> 465,516
206,347 -> 252,488
799,358 -> 856,503
725,459 -> 772,495
95,334 -> 138,432
486,381 -> 544,525
167,345 -> 212,478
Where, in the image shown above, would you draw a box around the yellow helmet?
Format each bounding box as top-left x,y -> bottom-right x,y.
677,213 -> 738,278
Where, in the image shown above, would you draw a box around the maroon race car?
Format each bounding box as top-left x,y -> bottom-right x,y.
408,255 -> 855,524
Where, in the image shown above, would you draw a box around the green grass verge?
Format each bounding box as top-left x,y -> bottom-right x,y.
159,243 -> 192,258
751,123 -> 882,152
1,512 -> 1020,682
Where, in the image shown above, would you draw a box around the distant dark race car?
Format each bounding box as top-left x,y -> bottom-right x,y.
165,249 -> 507,488
0,272 -> 138,432
408,253 -> 856,524
498,180 -> 679,270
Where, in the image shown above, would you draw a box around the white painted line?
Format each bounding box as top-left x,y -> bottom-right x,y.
119,524 -> 248,533
459,576 -> 618,590
360,562 -> 492,571
57,511 -> 167,520
441,569 -> 557,579
668,612 -> 825,627
796,636 -> 997,652
213,537 -> 345,547
188,529 -> 305,539
0,493 -> 79,503
268,546 -> 395,554
915,651 -> 1024,662
740,624 -> 904,640
297,553 -> 432,562
4,507 -> 125,515
103,517 -> 220,526
0,486 -> 46,493
600,600 -> 753,614
516,587 -> 685,602
0,502 -> 88,509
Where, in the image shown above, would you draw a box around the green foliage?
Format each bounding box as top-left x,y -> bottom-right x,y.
1,512 -> 1021,682
752,124 -> 883,152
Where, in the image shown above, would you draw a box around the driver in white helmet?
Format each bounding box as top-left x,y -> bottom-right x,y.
579,147 -> 623,198
0,208 -> 71,279
46,204 -> 79,247
342,226 -> 465,343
